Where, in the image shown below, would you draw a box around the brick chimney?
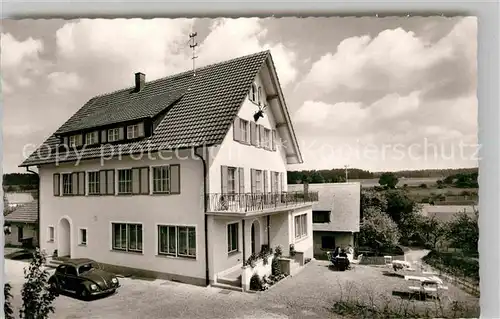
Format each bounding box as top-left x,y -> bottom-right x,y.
135,72 -> 145,92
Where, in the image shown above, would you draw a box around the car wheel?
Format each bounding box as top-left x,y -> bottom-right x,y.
79,287 -> 89,300
49,280 -> 59,294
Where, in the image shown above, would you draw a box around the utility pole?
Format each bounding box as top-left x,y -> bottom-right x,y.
344,165 -> 349,183
189,32 -> 198,76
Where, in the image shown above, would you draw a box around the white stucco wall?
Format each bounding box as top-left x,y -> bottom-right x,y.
207,72 -> 289,195
39,151 -> 206,281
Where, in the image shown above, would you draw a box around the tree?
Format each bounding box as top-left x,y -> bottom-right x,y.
359,208 -> 401,249
4,283 -> 14,319
445,209 -> 479,254
417,215 -> 446,249
378,172 -> 398,189
360,190 -> 388,220
19,248 -> 58,319
309,171 -> 325,183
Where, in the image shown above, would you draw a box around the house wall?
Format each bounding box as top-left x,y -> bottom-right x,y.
39,151 -> 207,285
207,72 -> 288,195
312,231 -> 354,258
290,207 -> 314,260
5,223 -> 38,247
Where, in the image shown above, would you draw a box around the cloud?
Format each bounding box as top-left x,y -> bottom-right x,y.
47,71 -> 83,94
299,17 -> 476,102
1,32 -> 46,90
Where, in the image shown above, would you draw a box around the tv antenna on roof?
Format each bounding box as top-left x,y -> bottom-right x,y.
189,32 -> 198,76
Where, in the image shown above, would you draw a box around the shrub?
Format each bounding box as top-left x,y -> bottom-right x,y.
274,245 -> 283,257
271,257 -> 281,276
19,248 -> 58,319
423,250 -> 479,281
419,183 -> 427,188
289,244 -> 296,257
244,253 -> 257,268
249,273 -> 263,291
4,283 -> 14,319
305,258 -> 311,264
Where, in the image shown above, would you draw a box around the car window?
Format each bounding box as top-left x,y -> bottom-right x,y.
78,263 -> 95,274
66,266 -> 77,276
55,265 -> 66,274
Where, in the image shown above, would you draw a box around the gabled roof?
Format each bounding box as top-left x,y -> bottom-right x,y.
5,200 -> 38,223
20,51 -> 272,167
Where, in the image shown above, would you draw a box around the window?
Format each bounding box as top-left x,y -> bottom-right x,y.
66,266 -> 77,277
88,171 -> 100,195
108,128 -> 120,142
227,223 -> 239,253
118,169 -> 132,194
112,223 -> 143,253
127,123 -> 145,139
313,211 -> 331,223
153,166 -> 169,193
48,226 -> 54,242
17,226 -> 23,242
158,225 -> 196,258
255,170 -> 262,193
62,173 -> 73,195
227,167 -> 236,194
85,131 -> 98,145
294,213 -> 308,239
239,119 -> 249,143
249,83 -> 257,103
258,86 -> 263,105
79,228 -> 87,246
69,134 -> 82,147
321,236 -> 336,250
263,128 -> 271,149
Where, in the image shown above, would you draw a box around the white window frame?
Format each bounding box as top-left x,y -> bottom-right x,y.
87,171 -> 100,195
227,222 -> 239,254
249,83 -> 257,103
79,228 -> 88,246
62,173 -> 73,195
127,124 -> 139,139
152,165 -> 170,193
157,224 -> 196,258
85,131 -> 97,145
294,213 -> 308,239
111,222 -> 143,253
255,170 -> 262,194
239,119 -> 249,143
107,128 -> 120,142
227,167 -> 237,195
117,169 -> 133,194
69,135 -> 77,147
47,226 -> 55,242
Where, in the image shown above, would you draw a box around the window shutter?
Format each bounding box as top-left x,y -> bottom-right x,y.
118,127 -> 125,140
72,173 -> 78,195
272,130 -> 276,151
138,122 -> 145,137
53,174 -> 60,196
263,170 -> 268,193
233,117 -> 241,142
221,165 -> 228,194
99,170 -> 107,194
170,165 -> 180,194
101,130 -> 107,143
270,172 -> 275,193
93,131 -> 99,143
106,170 -> 115,195
280,172 -> 284,193
251,169 -> 256,194
140,167 -> 149,194
234,167 -> 240,195
78,172 -> 85,195
250,122 -> 257,146
238,167 -> 244,194
132,168 -> 140,194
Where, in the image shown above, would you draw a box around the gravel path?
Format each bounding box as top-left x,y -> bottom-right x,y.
6,256 -> 477,319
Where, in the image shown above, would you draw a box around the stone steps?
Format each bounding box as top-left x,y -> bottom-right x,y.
211,282 -> 244,292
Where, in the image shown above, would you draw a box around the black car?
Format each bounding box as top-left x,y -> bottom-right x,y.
48,258 -> 120,299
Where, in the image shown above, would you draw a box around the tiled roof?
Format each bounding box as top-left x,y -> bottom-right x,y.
20,50 -> 271,167
5,200 -> 38,223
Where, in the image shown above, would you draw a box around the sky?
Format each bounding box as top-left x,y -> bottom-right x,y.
1,17 -> 477,173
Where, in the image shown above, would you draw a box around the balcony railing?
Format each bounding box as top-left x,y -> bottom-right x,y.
206,192 -> 319,213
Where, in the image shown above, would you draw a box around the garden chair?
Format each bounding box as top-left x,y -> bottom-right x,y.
351,254 -> 363,265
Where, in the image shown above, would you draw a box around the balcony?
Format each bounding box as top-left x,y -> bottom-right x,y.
206,192 -> 319,215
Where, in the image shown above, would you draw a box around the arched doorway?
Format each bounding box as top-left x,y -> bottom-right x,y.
251,220 -> 261,255
58,218 -> 71,257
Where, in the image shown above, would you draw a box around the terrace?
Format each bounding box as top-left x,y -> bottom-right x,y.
206,192 -> 319,216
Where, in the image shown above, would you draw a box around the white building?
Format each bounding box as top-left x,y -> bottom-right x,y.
20,51 -> 317,291
288,183 -> 360,258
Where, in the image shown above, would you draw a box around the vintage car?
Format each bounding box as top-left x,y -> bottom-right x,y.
48,258 -> 120,299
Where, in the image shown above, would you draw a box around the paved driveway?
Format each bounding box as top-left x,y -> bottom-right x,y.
5,258 -> 478,319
